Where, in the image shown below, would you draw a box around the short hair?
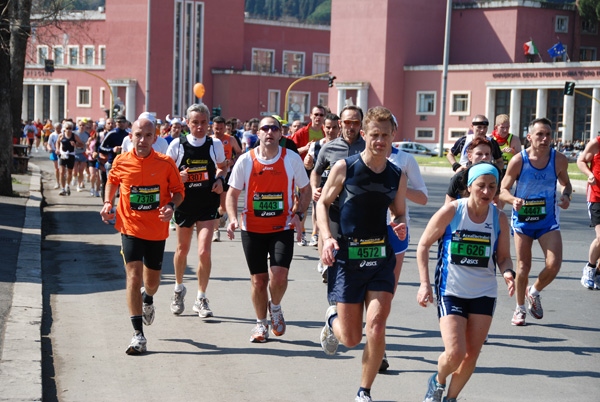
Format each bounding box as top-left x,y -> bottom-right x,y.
312,105 -> 326,115
54,122 -> 61,130
248,118 -> 260,125
186,103 -> 210,120
63,121 -> 74,129
495,114 -> 509,126
472,114 -> 488,123
363,106 -> 394,132
528,117 -> 552,133
467,137 -> 492,153
259,115 -> 281,129
325,113 -> 340,123
340,105 -> 364,121
212,116 -> 225,124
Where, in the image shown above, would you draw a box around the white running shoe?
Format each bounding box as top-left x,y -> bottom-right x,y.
268,300 -> 286,336
320,305 -> 339,356
581,265 -> 595,289
308,234 -> 318,246
193,297 -> 213,318
355,391 -> 373,402
511,307 -> 526,326
212,230 -> 220,242
126,332 -> 147,355
250,323 -> 269,343
140,287 -> 155,325
526,286 -> 543,319
170,285 -> 187,315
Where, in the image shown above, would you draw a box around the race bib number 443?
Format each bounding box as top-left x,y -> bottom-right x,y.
130,185 -> 160,211
450,230 -> 491,268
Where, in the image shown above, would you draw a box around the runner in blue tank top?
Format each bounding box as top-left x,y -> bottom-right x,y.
316,106 -> 407,402
500,117 -> 572,327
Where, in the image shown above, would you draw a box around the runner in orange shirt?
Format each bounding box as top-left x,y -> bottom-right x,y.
226,116 -> 310,342
100,117 -> 185,355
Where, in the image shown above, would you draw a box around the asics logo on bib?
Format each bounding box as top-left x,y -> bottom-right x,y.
461,257 -> 479,265
360,260 -> 378,268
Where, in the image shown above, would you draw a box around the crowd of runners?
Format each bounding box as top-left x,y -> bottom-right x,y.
29,102 -> 600,402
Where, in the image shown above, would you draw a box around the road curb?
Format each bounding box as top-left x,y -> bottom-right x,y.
0,163 -> 43,401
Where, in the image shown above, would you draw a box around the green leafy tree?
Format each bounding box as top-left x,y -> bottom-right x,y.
307,0 -> 330,24
578,0 -> 600,21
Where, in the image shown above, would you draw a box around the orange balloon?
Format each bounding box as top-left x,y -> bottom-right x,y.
193,83 -> 205,98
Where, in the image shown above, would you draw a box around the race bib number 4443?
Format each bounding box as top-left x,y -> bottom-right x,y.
130,185 -> 160,211
253,192 -> 284,217
450,230 -> 491,268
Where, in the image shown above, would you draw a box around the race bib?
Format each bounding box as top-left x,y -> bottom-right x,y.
187,165 -> 209,189
450,230 -> 491,268
347,237 -> 386,270
130,185 -> 160,211
253,192 -> 284,217
517,198 -> 547,223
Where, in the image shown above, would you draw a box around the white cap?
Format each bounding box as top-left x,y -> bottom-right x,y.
170,118 -> 182,126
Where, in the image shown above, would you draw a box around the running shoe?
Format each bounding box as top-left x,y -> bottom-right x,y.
250,323 -> 269,343
193,297 -> 213,318
423,372 -> 445,402
322,265 -> 328,284
140,287 -> 155,325
379,352 -> 389,372
298,233 -> 307,246
125,332 -> 147,355
90,188 -> 95,196
66,186 -> 71,196
170,285 -> 187,315
511,307 -> 526,326
77,185 -> 84,192
268,300 -> 286,336
169,220 -> 177,231
443,398 -> 457,402
317,261 -> 325,273
58,189 -> 67,196
581,265 -> 595,289
95,190 -> 101,197
212,229 -> 220,242
53,184 -> 60,189
308,234 -> 318,247
219,213 -> 227,228
320,305 -> 339,356
526,286 -> 543,319
355,391 -> 372,402
594,270 -> 600,290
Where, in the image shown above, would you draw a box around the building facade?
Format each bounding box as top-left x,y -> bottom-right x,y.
23,0 -> 330,124
329,0 -> 600,146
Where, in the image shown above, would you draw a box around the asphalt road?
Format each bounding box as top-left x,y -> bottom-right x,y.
33,154 -> 600,402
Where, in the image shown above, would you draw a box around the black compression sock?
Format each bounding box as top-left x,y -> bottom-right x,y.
142,291 -> 153,305
358,387 -> 371,397
131,315 -> 143,334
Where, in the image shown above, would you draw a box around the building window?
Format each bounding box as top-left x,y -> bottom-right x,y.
450,91 -> 470,116
555,15 -> 568,33
252,48 -> 275,73
580,47 -> 597,61
287,91 -> 310,122
99,46 -> 106,65
283,51 -> 305,74
68,46 -> 79,65
37,46 -> 48,64
268,90 -> 280,115
416,91 -> 436,115
449,128 -> 468,140
77,87 -> 91,107
312,53 -> 329,75
582,19 -> 598,35
415,128 -> 434,140
83,46 -> 95,65
495,89 -> 511,117
318,92 -> 328,107
100,87 -> 105,108
53,46 -> 64,65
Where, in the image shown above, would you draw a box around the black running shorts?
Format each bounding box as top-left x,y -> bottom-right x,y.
120,234 -> 166,271
241,229 -> 294,275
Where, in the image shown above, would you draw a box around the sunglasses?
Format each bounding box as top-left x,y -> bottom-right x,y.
472,121 -> 489,127
260,125 -> 280,132
342,120 -> 361,126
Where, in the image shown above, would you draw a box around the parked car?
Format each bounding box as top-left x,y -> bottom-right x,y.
392,141 -> 437,157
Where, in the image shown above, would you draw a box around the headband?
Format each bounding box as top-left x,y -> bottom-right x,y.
467,163 -> 499,187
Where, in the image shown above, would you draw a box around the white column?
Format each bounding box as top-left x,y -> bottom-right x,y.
357,87 -> 368,113
486,88 -> 495,121
125,82 -> 136,122
34,85 -> 43,122
509,89 -> 521,136
562,94 -> 575,142
536,88 -> 548,119
337,88 -> 345,115
50,85 -> 59,123
22,85 -> 29,121
591,88 -> 600,142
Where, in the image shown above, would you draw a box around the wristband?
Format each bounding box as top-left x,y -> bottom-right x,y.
216,176 -> 225,184
167,202 -> 175,210
504,269 -> 516,279
452,162 -> 461,172
103,201 -> 112,206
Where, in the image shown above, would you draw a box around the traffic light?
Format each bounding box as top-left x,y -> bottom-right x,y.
211,106 -> 221,119
328,75 -> 336,88
44,59 -> 54,73
564,81 -> 575,96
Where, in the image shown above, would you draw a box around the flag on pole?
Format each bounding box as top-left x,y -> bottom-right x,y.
523,40 -> 538,55
548,42 -> 566,58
